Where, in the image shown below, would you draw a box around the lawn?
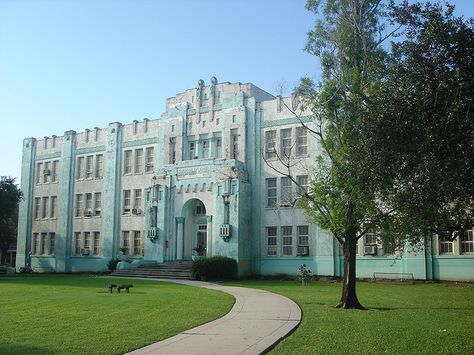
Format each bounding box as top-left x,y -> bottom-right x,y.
228,279 -> 474,354
0,275 -> 234,354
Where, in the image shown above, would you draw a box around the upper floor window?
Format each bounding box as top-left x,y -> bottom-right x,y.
216,138 -> 222,159
34,197 -> 40,219
266,178 -> 277,208
76,157 -> 84,179
36,163 -> 43,184
265,130 -> 277,159
95,154 -> 103,178
146,147 -> 155,171
50,196 -> 57,218
267,227 -> 277,256
75,194 -> 83,217
135,149 -> 143,174
168,139 -> 176,164
231,129 -> 239,160
43,162 -> 51,183
189,142 -> 196,160
296,127 -> 308,156
203,140 -> 209,159
280,128 -> 292,159
297,175 -> 309,195
124,150 -> 132,174
280,177 -> 293,206
51,160 -> 59,182
94,192 -> 102,216
195,202 -> 206,215
85,156 -> 94,179
123,190 -> 131,214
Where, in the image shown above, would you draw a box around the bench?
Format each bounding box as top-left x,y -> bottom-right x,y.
373,272 -> 414,282
107,284 -> 118,293
117,284 -> 134,293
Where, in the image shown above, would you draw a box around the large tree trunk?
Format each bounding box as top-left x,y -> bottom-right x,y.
336,235 -> 365,309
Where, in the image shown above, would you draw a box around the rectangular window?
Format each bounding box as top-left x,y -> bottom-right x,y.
34,197 -> 41,219
203,140 -> 209,158
282,226 -> 293,255
40,232 -> 48,254
94,192 -> 102,216
36,162 -> 43,184
134,189 -> 142,209
83,232 -> 91,250
168,139 -> 176,164
75,194 -> 83,217
296,127 -> 308,156
297,225 -> 309,246
85,155 -> 93,178
146,147 -> 155,171
231,129 -> 239,160
43,161 -> 50,183
93,232 -> 101,255
41,197 -> 48,219
267,227 -> 277,256
189,142 -> 196,160
85,193 -> 92,215
135,149 -> 143,174
76,157 -> 84,179
32,233 -> 39,254
280,177 -> 293,206
124,150 -> 132,174
123,190 -> 131,214
297,175 -> 309,195
74,232 -> 81,255
266,178 -> 277,207
280,128 -> 292,158
49,232 -> 55,255
133,231 -> 142,256
461,230 -> 474,253
50,196 -> 57,218
95,154 -> 103,178
265,130 -> 277,159
52,160 -> 59,182
216,138 -> 222,159
439,236 -> 453,254
365,233 -> 378,245
122,231 -> 130,250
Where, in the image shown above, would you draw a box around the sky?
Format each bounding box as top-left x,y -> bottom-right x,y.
1,0 -> 473,181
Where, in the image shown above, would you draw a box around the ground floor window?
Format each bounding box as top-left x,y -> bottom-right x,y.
133,231 -> 142,256
49,233 -> 55,255
265,225 -> 310,256
266,227 -> 277,256
93,232 -> 101,255
461,230 -> 474,253
439,236 -> 453,254
73,231 -> 100,256
32,233 -> 39,254
282,226 -> 293,256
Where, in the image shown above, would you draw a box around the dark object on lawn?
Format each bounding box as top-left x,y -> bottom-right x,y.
117,284 -> 133,293
107,284 -> 117,293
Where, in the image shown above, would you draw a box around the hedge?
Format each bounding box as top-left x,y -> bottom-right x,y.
191,256 -> 238,280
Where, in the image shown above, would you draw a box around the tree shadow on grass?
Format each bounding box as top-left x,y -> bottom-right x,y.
0,344 -> 60,354
368,306 -> 474,312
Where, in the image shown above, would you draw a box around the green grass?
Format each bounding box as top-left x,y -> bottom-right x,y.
228,280 -> 474,354
0,275 -> 234,354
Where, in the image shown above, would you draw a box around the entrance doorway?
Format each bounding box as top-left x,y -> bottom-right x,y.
196,225 -> 207,256
180,198 -> 209,260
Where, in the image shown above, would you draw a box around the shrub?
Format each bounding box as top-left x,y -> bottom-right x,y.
107,258 -> 120,271
191,256 -> 238,281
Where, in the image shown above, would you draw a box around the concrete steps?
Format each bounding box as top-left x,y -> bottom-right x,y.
110,261 -> 193,280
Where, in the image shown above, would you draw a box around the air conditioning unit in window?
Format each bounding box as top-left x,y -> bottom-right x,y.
81,248 -> 91,255
132,208 -> 142,215
43,169 -> 51,176
220,224 -> 230,241
83,209 -> 92,217
297,246 -> 309,256
364,245 -> 377,255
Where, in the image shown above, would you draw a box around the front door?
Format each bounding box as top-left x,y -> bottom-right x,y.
196,225 -> 207,256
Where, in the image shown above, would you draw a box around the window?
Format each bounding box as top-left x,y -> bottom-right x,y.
74,232 -> 81,255
43,161 -> 50,183
50,196 -> 57,218
122,231 -> 130,252
282,226 -> 293,255
41,197 -> 48,219
461,230 -> 474,253
34,198 -> 41,219
266,178 -> 277,207
168,139 -> 176,164
135,149 -> 143,174
124,150 -> 132,174
365,233 -> 378,245
75,194 -> 83,217
216,138 -> 222,159
297,226 -> 309,246
85,193 -> 92,215
297,175 -> 309,195
439,236 -> 453,254
93,232 -> 101,255
95,154 -> 103,178
231,129 -> 239,159
189,142 -> 196,160
49,233 -> 55,255
52,160 -> 59,182
280,128 -> 292,158
36,163 -> 43,184
280,177 -> 293,206
133,231 -> 142,256
134,189 -> 142,209
296,127 -> 308,156
267,227 -> 277,256
84,232 -> 91,250
94,192 -> 102,216
40,233 -> 47,254
123,190 -> 131,214
232,114 -> 236,123
203,140 -> 209,158
32,233 -> 39,254
85,155 -> 93,178
265,130 -> 277,159
76,157 -> 84,179
195,202 -> 206,215
146,147 -> 154,171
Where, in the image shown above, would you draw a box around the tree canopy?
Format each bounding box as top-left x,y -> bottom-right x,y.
0,176 -> 23,264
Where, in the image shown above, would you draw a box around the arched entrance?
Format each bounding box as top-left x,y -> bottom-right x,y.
178,198 -> 210,260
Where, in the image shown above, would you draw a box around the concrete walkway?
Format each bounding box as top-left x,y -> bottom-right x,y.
127,279 -> 301,355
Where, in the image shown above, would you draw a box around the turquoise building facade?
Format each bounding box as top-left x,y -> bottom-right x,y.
16,78 -> 474,281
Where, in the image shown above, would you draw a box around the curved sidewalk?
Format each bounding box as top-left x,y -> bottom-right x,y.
127,279 -> 301,355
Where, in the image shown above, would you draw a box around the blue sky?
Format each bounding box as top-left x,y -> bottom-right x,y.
1,0 -> 473,180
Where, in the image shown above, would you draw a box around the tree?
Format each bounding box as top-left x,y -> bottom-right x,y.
0,177 -> 23,265
360,2 -> 474,245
